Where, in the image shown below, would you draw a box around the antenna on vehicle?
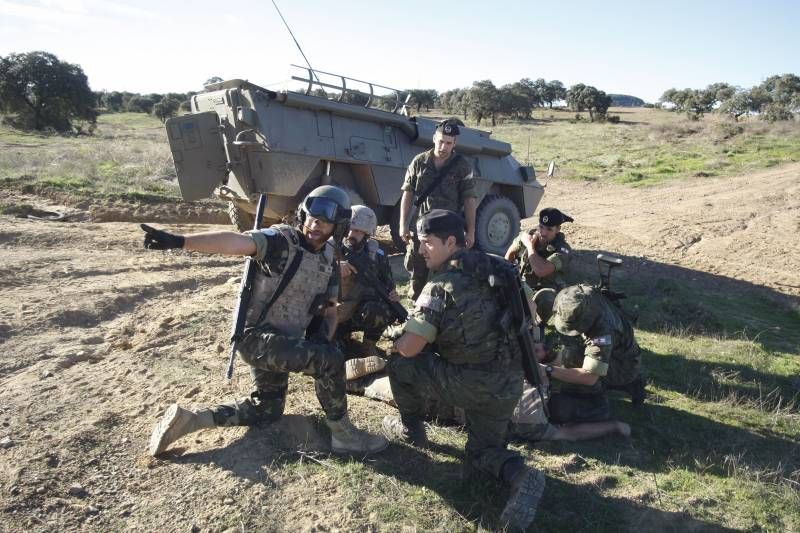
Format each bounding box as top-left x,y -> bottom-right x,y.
526,135 -> 531,166
270,0 -> 326,97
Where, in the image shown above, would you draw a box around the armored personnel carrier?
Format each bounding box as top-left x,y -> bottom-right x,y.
165,67 -> 546,254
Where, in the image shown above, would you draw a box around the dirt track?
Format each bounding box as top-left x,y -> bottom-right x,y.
0,164 -> 798,530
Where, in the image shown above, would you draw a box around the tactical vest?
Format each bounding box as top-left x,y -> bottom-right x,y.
245,224 -> 335,337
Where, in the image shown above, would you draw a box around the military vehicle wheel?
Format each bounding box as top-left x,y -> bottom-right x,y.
228,201 -> 255,232
475,194 -> 520,255
389,204 -> 406,252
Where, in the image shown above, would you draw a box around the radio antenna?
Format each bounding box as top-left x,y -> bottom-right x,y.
270,0 -> 324,92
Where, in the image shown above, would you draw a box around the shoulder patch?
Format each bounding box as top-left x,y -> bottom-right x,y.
262,228 -> 278,237
591,335 -> 613,346
560,247 -> 570,254
416,293 -> 444,313
376,248 -> 385,256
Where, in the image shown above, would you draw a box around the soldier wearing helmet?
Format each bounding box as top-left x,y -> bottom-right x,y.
336,206 -> 401,377
140,185 -> 388,457
543,284 -> 645,425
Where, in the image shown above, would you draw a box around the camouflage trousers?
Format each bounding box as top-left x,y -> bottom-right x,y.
404,234 -> 429,301
388,353 -> 523,480
337,299 -> 396,342
209,325 -> 347,426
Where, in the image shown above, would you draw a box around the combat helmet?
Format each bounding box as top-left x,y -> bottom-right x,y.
553,284 -> 601,336
297,185 -> 352,245
349,205 -> 378,236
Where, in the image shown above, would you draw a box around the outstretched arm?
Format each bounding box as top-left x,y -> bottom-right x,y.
141,224 -> 256,256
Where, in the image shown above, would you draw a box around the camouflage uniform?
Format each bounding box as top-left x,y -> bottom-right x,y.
509,231 -> 572,291
401,150 -> 476,299
388,249 -> 525,479
337,238 -> 397,343
549,284 -> 642,424
210,224 -> 348,426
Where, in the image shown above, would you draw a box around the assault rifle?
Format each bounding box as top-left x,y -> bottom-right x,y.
461,252 -> 550,419
341,245 -> 408,323
226,194 -> 267,379
596,253 -> 639,323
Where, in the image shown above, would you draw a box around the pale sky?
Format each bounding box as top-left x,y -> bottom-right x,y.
1,0 -> 798,103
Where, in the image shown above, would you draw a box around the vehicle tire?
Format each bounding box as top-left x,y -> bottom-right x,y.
475,194 -> 520,255
389,203 -> 407,252
228,201 -> 255,232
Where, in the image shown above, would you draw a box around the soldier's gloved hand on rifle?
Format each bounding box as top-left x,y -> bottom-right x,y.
141,224 -> 185,250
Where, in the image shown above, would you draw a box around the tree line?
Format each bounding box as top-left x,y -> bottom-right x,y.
660,75 -> 800,122
0,51 -> 196,133
4,50 -> 799,134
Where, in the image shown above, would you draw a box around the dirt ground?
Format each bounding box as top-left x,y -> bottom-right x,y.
0,163 -> 798,531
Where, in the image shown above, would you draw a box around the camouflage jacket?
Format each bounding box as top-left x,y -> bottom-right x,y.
338,238 -> 395,319
509,231 -> 571,290
401,149 -> 476,220
557,286 -> 641,394
403,249 -> 520,366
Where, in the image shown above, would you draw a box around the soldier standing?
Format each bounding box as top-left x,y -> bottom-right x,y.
398,120 -> 477,300
143,186 -> 387,456
383,209 -> 545,531
545,284 -> 646,425
505,207 -> 574,318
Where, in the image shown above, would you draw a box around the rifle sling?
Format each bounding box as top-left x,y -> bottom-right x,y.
413,155 -> 461,208
252,249 -> 305,328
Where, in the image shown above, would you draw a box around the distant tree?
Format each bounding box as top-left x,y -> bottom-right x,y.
126,95 -> 156,114
103,91 -> 124,112
468,80 -> 501,126
717,89 -> 754,121
758,74 -> 800,120
204,76 -> 224,87
152,95 -> 181,122
567,84 -> 611,121
408,89 -> 438,112
544,80 -> 566,107
497,82 -> 534,119
0,51 -> 97,132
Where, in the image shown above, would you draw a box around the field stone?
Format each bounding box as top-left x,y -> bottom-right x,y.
0,436 -> 13,448
223,497 -> 235,505
68,484 -> 87,497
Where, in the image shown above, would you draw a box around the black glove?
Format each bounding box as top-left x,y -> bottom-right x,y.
141,224 -> 185,250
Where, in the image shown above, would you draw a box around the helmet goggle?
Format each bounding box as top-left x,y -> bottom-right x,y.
304,196 -> 347,223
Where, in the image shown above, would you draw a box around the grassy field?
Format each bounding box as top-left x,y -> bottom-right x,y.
1,108 -> 798,531
464,107 -> 800,186
0,112 -> 179,204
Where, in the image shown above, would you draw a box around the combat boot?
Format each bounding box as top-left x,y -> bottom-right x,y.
149,404 -> 215,456
345,355 -> 387,380
325,414 -> 388,455
381,414 -> 428,447
626,376 -> 647,406
500,465 -> 546,531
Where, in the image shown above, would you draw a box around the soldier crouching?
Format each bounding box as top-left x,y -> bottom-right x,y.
141,185 -> 387,457
383,209 -> 545,531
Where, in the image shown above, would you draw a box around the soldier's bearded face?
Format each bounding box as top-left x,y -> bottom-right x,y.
432,131 -> 456,159
345,228 -> 367,247
418,234 -> 456,270
303,215 -> 335,250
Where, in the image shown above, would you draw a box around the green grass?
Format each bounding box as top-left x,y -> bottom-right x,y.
440,107 -> 800,186
0,112 -> 180,202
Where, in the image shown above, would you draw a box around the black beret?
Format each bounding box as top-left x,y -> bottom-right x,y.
539,208 -> 574,227
417,209 -> 465,238
435,120 -> 460,136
